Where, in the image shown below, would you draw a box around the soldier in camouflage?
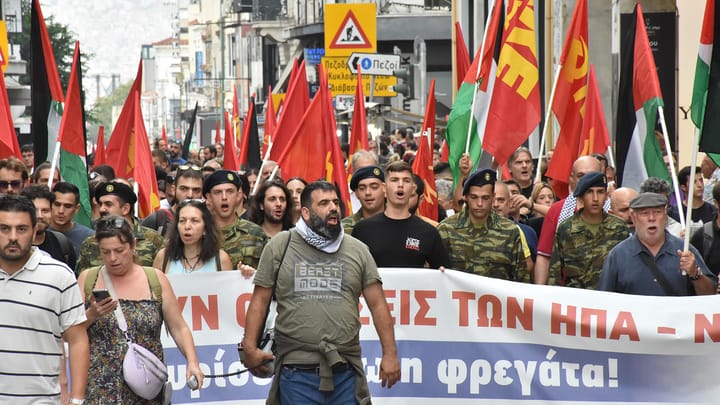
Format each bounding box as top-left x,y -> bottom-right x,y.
549,172 -> 629,289
342,165 -> 385,235
204,170 -> 268,270
76,181 -> 165,272
437,169 -> 527,281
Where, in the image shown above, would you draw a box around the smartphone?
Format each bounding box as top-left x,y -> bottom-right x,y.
92,289 -> 111,301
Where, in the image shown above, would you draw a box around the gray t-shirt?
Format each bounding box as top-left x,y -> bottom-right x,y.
254,230 -> 381,362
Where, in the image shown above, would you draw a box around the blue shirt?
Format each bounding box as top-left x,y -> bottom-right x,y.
599,231 -> 716,296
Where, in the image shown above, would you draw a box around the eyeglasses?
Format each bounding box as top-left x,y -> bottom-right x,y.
0,180 -> 22,189
95,216 -> 126,231
178,198 -> 206,206
177,165 -> 201,172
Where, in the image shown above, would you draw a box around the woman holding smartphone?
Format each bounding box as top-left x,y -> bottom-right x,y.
77,215 -> 203,403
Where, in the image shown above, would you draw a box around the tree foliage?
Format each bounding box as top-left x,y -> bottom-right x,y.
85,80 -> 133,140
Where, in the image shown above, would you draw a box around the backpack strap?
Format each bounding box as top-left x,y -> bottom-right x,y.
703,221 -> 714,263
83,266 -> 102,302
143,267 -> 163,305
84,265 -> 162,305
215,252 -> 222,272
49,230 -> 72,264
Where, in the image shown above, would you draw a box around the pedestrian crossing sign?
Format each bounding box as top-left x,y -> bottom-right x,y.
325,3 -> 376,57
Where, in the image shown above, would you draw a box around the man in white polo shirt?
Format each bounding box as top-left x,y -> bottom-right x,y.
0,195 -> 88,404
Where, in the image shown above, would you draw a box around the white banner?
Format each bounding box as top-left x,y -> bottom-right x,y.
162,269 -> 720,404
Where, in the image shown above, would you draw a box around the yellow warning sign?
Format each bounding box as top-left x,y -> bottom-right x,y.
322,57 -> 396,97
324,3 -> 376,57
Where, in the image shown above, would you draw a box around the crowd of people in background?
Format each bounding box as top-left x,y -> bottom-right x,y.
2,126 -> 720,404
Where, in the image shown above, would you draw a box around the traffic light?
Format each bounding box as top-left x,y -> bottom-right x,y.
393,65 -> 415,99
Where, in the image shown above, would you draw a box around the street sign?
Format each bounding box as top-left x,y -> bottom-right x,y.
346,53 -> 401,76
324,4 -> 376,57
322,57 -> 397,97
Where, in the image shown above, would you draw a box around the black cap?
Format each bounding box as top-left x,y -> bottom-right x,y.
203,170 -> 241,195
350,165 -> 384,191
95,182 -> 137,205
462,169 -> 496,195
630,192 -> 668,209
573,171 -> 607,197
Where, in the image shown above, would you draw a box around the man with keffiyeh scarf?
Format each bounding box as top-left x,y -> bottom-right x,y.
242,181 -> 401,404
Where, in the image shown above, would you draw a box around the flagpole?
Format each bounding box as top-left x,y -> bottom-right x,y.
606,145 -> 615,168
658,105 -> 685,229
464,0 -> 496,155
252,142 -> 273,195
534,66 -> 562,183
683,127 -> 702,253
48,140 -> 62,187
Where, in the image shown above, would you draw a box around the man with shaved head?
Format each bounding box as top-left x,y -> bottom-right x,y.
610,187 -> 638,232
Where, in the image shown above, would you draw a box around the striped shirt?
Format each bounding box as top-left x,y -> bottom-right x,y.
0,248 -> 86,404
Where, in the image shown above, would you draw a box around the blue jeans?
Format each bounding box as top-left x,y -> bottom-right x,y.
279,366 -> 358,405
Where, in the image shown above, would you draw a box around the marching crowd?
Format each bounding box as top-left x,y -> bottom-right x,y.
1,129 -> 719,404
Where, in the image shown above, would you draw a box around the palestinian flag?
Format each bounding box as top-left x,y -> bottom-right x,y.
691,0 -> 720,164
615,3 -> 669,190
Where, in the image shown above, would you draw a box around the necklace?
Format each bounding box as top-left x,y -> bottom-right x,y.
182,255 -> 201,273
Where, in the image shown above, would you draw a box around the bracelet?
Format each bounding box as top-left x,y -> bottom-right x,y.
69,399 -> 85,405
689,267 -> 703,281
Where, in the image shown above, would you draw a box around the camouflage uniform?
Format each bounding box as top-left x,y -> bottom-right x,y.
76,217 -> 165,273
549,211 -> 629,289
221,216 -> 268,268
342,210 -> 365,235
437,208 -> 527,281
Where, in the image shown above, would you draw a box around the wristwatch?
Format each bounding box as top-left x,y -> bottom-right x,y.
69,399 -> 85,405
689,267 -> 703,281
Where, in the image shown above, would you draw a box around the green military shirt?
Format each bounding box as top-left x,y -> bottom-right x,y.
341,210 -> 365,235
549,211 -> 629,289
221,216 -> 268,268
437,208 -> 527,281
76,217 -> 165,273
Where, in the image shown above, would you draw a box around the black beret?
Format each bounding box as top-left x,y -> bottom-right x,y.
462,169 -> 496,195
95,182 -> 137,205
203,170 -> 241,195
630,192 -> 668,209
573,171 -> 607,197
350,165 -> 384,191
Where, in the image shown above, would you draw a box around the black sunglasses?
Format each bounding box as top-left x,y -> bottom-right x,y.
95,216 -> 126,231
0,180 -> 22,189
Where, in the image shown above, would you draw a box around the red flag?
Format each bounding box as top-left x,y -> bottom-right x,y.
412,79 -> 438,221
215,120 -> 221,144
440,139 -> 449,162
263,86 -> 277,156
545,0 -> 589,198
223,111 -> 240,171
578,65 -> 610,157
232,85 -> 241,149
270,60 -> 309,161
0,71 -> 21,159
161,125 -> 168,146
482,0 -> 541,166
105,60 -> 160,218
95,126 -> 106,167
348,67 -> 369,167
275,64 -> 351,213
455,22 -> 471,90
239,96 -> 262,170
